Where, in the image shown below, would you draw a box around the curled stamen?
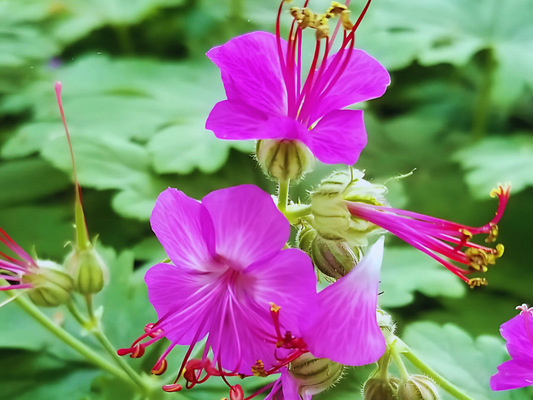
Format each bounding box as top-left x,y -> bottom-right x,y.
162,383 -> 182,393
152,359 -> 168,375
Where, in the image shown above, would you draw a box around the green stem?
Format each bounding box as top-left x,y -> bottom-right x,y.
10,294 -> 131,385
70,298 -> 152,396
283,204 -> 312,224
390,340 -> 410,381
277,179 -> 290,213
403,348 -> 475,400
472,48 -> 494,142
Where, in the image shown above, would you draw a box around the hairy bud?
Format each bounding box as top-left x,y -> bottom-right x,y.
66,246 -> 108,295
311,236 -> 362,279
363,377 -> 401,400
398,375 -> 440,400
289,353 -> 344,397
23,261 -> 74,307
296,223 -> 316,255
256,139 -> 315,181
310,171 -> 388,246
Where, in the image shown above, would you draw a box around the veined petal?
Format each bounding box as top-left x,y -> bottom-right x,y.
500,313 -> 533,361
309,49 -> 390,123
301,109 -> 366,165
202,185 -> 291,268
304,237 -> 386,365
145,263 -> 221,344
245,248 -> 318,336
150,188 -> 216,272
206,100 -> 301,141
490,359 -> 533,390
207,31 -> 287,116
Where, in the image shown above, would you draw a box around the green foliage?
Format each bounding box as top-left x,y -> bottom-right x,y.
454,134 -> 533,198
379,247 -> 466,308
0,0 -> 532,399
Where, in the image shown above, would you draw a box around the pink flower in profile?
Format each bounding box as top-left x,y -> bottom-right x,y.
346,186 -> 510,287
491,304 -> 533,391
247,238 -> 387,400
205,0 -> 390,166
118,185 -> 318,393
0,228 -> 38,292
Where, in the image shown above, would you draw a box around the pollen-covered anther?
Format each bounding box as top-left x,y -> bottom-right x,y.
340,10 -> 354,30
151,359 -> 168,375
144,323 -> 164,338
298,8 -> 316,30
486,222 -> 499,243
270,302 -> 281,313
162,383 -> 183,393
315,16 -> 330,40
251,360 -> 268,377
468,277 -> 488,289
465,248 -> 490,272
327,2 -> 348,15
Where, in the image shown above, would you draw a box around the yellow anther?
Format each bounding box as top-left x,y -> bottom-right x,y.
485,223 -> 498,243
270,302 -> 281,312
251,360 -> 267,377
341,10 -> 354,30
466,248 -> 489,272
290,7 -> 302,20
299,8 -> 316,29
468,277 -> 488,288
328,1 -> 348,15
490,186 -> 503,198
315,16 -> 330,40
495,243 -> 505,257
460,229 -> 473,240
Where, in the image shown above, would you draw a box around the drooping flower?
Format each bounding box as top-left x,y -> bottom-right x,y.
311,170 -> 510,288
0,228 -> 73,307
246,237 -> 387,400
117,185 -> 318,393
491,304 -> 533,391
205,0 -> 390,177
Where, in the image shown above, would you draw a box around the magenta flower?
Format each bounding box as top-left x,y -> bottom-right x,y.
346,186 -> 510,287
491,304 -> 533,391
0,228 -> 37,292
205,0 -> 390,166
118,185 -> 318,392
245,238 -> 387,400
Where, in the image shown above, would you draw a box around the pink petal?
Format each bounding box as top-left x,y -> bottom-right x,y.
207,31 -> 287,116
145,263 -> 221,345
264,369 -> 308,400
216,249 -> 317,373
500,313 -> 533,361
150,188 -> 216,272
201,185 -> 291,268
309,49 -> 390,123
490,359 -> 533,390
245,248 -> 318,337
301,109 -> 366,165
206,99 -> 302,141
304,237 -> 386,365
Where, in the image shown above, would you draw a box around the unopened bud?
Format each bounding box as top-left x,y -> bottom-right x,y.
311,236 -> 362,279
310,171 -> 387,246
363,377 -> 401,400
66,246 -> 108,295
398,375 -> 440,400
296,223 -> 316,254
23,261 -> 74,307
256,139 -> 314,182
289,353 -> 344,398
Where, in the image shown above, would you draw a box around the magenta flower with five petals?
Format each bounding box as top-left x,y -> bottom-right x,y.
205,0 -> 390,165
491,304 -> 533,391
118,185 -> 318,393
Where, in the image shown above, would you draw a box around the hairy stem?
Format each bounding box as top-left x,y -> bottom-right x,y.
402,346 -> 475,400
9,293 -> 131,385
277,179 -> 290,213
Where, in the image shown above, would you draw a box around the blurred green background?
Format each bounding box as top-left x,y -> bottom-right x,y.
1,0 -> 532,399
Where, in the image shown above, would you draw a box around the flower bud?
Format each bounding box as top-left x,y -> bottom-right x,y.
311,236 -> 362,279
23,261 -> 74,307
256,139 -> 315,181
296,223 -> 316,254
398,375 -> 440,400
310,171 -> 387,246
363,377 -> 401,400
65,246 -> 108,295
289,353 -> 344,397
